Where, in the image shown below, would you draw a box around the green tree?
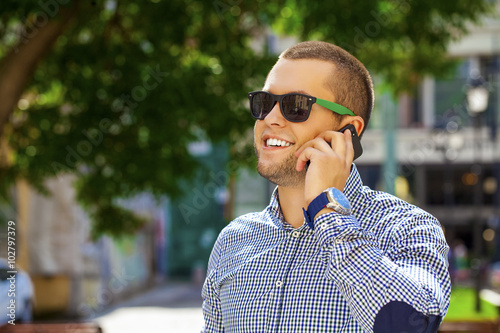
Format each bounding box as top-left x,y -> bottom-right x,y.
271,0 -> 494,91
0,0 -> 493,237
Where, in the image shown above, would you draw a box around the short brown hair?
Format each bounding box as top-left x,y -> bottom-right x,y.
280,41 -> 374,136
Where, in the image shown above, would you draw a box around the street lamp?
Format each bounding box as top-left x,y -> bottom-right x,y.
467,75 -> 490,115
466,70 -> 490,313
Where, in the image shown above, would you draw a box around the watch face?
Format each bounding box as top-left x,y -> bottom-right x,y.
334,190 -> 351,210
325,188 -> 352,214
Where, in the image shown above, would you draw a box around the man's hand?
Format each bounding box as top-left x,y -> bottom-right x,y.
295,129 -> 354,205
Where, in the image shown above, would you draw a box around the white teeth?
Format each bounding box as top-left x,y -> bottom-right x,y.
266,138 -> 292,147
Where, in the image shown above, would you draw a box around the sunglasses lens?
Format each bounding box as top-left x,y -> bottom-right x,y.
250,92 -> 275,119
249,92 -> 311,122
282,94 -> 310,122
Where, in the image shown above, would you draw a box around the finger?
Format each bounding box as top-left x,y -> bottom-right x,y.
295,147 -> 316,171
343,129 -> 355,165
294,137 -> 333,158
318,130 -> 353,162
314,130 -> 337,143
296,137 -> 337,171
321,130 -> 347,159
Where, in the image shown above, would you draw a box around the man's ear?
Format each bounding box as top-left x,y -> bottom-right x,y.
352,116 -> 364,136
340,116 -> 364,136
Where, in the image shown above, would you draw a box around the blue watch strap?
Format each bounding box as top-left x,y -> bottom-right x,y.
303,192 -> 329,230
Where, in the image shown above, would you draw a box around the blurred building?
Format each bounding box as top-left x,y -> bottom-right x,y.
365,9 -> 500,254
4,176 -> 167,319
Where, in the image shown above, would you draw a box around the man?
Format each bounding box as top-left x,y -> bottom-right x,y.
202,41 -> 450,333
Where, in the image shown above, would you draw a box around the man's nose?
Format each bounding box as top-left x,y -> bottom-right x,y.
264,102 -> 285,126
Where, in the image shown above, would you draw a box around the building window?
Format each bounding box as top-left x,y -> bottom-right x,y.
425,165 -> 497,206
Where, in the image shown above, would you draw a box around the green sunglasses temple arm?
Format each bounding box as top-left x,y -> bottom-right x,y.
315,98 -> 355,116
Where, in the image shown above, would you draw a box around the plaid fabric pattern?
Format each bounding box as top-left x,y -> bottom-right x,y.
202,165 -> 451,333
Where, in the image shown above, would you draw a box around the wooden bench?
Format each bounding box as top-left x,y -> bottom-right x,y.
438,320 -> 500,333
0,322 -> 102,333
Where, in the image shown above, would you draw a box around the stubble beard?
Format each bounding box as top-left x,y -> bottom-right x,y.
255,145 -> 306,188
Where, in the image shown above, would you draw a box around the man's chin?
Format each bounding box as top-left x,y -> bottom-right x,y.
256,161 -> 305,187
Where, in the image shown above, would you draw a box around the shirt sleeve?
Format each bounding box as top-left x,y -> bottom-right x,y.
202,234 -> 225,332
313,208 -> 451,333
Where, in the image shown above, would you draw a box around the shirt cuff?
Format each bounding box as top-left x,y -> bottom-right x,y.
313,212 -> 361,244
313,212 -> 381,285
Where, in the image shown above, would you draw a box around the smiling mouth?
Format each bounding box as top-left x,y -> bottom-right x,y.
265,138 -> 294,148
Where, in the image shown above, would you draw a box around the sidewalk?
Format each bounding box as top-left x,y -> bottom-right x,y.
94,281 -> 204,333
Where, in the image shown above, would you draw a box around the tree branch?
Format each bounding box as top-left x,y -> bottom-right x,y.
0,2 -> 78,137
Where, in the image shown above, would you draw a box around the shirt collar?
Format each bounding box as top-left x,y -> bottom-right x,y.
268,187 -> 287,228
343,163 -> 363,204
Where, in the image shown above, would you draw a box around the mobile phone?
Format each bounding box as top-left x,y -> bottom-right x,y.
339,124 -> 363,161
305,124 -> 363,170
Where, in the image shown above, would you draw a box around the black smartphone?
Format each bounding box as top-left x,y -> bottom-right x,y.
305,124 -> 363,170
339,124 -> 363,161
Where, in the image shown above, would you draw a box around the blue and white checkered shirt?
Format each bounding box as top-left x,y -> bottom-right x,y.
202,165 -> 451,332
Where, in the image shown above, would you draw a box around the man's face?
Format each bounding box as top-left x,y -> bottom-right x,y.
254,58 -> 340,187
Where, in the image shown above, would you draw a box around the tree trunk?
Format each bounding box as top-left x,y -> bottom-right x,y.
0,3 -> 78,137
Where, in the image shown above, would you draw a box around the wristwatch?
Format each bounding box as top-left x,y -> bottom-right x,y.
302,187 -> 352,230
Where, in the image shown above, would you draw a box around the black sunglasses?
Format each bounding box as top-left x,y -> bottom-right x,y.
248,91 -> 355,123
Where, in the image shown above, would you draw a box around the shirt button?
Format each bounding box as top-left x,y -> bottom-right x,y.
276,280 -> 283,287
335,238 -> 342,244
320,223 -> 327,230
292,231 -> 300,238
